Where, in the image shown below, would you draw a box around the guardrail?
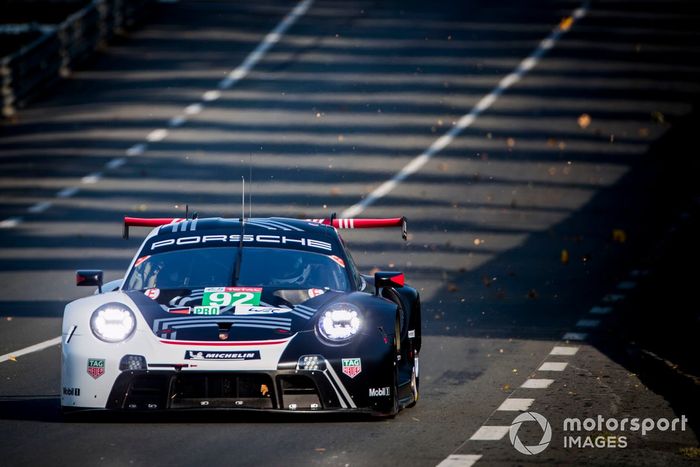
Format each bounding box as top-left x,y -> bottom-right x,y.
1,0 -> 151,118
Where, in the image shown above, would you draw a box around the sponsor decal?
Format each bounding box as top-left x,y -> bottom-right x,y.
144,288 -> 160,300
150,235 -> 333,252
329,255 -> 346,268
203,287 -> 262,307
408,329 -> 416,338
62,387 -> 80,396
134,255 -> 150,267
341,358 -> 362,378
168,306 -> 191,315
369,387 -> 391,397
192,305 -> 220,315
235,305 -> 290,315
308,288 -> 325,298
185,350 -> 261,361
87,358 -> 105,379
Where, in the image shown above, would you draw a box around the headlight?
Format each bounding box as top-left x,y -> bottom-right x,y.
90,303 -> 136,343
317,303 -> 361,342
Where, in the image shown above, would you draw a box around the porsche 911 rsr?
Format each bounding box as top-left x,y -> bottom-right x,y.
62,216 -> 421,416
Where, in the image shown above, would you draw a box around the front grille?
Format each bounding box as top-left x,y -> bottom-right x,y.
278,375 -> 321,409
170,373 -> 274,409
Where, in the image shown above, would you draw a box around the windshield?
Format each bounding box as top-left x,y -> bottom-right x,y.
124,247 -> 350,291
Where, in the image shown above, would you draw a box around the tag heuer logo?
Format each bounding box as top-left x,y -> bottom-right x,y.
341,358 -> 362,378
87,358 -> 105,379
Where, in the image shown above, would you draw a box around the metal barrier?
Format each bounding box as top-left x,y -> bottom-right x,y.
1,0 -> 151,118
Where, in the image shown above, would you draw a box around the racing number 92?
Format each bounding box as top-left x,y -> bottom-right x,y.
203,287 -> 262,307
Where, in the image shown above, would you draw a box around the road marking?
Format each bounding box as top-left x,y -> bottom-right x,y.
146,129 -> 168,142
576,319 -> 600,328
28,201 -> 53,214
497,398 -> 535,411
470,426 -> 510,441
562,332 -> 588,341
436,455 -> 482,467
218,0 -> 314,90
105,157 -> 126,169
0,337 -> 62,363
617,281 -> 636,290
550,346 -> 579,356
184,103 -> 203,115
81,172 -> 102,184
341,3 -> 588,218
57,187 -> 79,198
521,378 -> 555,389
126,143 -> 147,156
202,90 -> 221,102
590,306 -> 612,315
169,115 -> 186,127
603,293 -> 625,303
0,217 -> 22,228
539,362 -> 568,371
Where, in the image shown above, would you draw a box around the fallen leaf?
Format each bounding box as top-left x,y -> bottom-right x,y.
651,111 -> 665,124
612,229 -> 627,243
447,283 -> 459,292
577,113 -> 591,129
314,448 -> 326,452
559,16 -> 574,31
561,249 -> 569,264
506,137 -> 516,148
8,355 -> 17,362
329,187 -> 341,196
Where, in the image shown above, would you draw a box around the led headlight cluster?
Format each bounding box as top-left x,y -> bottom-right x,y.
90,303 -> 136,343
317,303 -> 361,342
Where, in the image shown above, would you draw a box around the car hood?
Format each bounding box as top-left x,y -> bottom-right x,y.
124,289 -> 341,342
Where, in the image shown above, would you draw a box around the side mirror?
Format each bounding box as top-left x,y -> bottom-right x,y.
76,270 -> 103,293
374,271 -> 404,296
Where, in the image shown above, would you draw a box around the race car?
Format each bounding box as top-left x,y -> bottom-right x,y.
61,215 -> 421,416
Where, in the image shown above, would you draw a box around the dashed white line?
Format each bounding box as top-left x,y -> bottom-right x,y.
341,2 -> 588,219
105,157 -> 126,169
469,426 -> 510,441
497,398 -> 535,411
562,332 -> 588,341
81,172 -> 102,184
202,90 -> 221,102
436,455 -> 482,467
590,306 -> 612,315
146,129 -> 168,142
169,115 -> 186,127
0,217 -> 22,229
550,346 -> 579,356
521,378 -> 555,389
184,103 -> 203,115
56,187 -> 79,198
576,319 -> 600,328
126,143 -> 147,156
28,201 -> 52,214
0,336 -> 62,363
539,362 -> 568,371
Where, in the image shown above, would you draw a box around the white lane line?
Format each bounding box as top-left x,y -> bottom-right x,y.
184,103 -> 203,115
57,187 -> 79,198
470,426 -> 510,441
521,378 -> 555,389
341,3 -> 588,218
550,346 -> 579,356
617,281 -> 636,290
0,336 -> 62,363
562,332 -> 588,341
0,217 -> 22,228
436,455 -> 482,467
603,293 -> 625,303
169,115 -> 186,127
146,129 -> 168,142
105,157 -> 126,169
539,362 -> 568,371
81,172 -> 102,184
126,143 -> 147,156
202,90 -> 221,102
497,398 -> 534,411
576,319 -> 600,328
28,201 -> 53,214
590,306 -> 612,315
218,0 -> 315,90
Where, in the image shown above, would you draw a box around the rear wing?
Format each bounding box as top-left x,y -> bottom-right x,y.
123,216 -> 407,240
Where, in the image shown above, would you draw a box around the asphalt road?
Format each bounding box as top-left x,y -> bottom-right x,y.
1,0 -> 699,465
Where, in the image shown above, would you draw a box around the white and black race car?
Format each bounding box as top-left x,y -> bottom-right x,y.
62,215 -> 420,416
